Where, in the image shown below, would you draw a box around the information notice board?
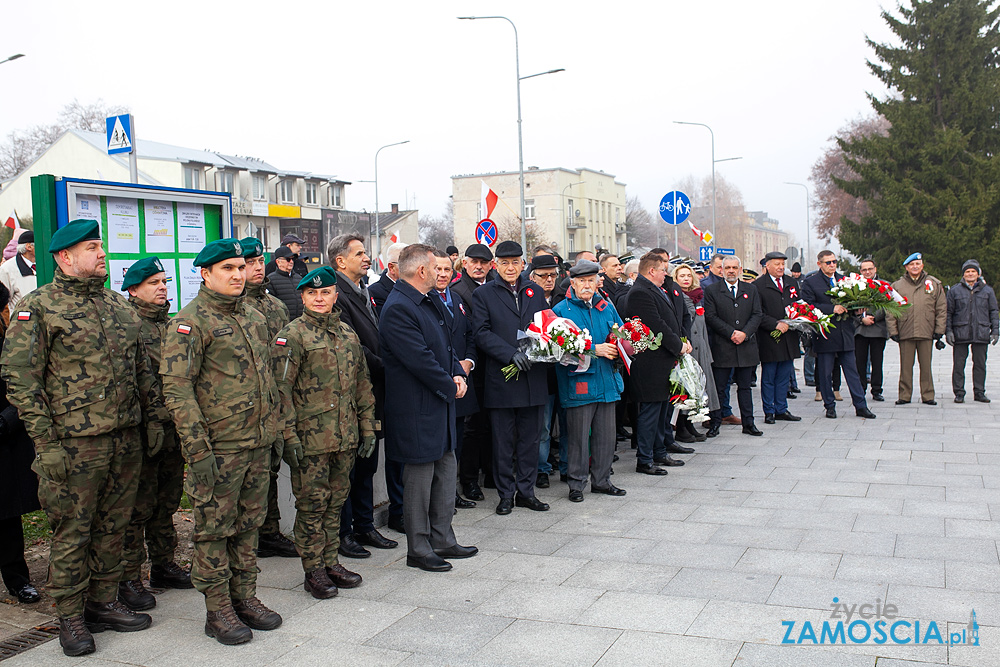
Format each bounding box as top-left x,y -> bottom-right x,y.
31,175 -> 233,313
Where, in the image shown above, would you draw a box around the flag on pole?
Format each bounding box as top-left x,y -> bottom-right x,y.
481,181 -> 499,222
4,210 -> 20,230
687,219 -> 712,244
377,232 -> 401,271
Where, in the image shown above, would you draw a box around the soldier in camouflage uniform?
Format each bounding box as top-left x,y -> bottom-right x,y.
160,238 -> 282,645
273,266 -> 376,599
239,237 -> 296,559
0,220 -> 164,656
118,257 -> 193,613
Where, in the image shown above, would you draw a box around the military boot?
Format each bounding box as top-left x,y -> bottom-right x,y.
303,568 -> 338,599
326,564 -> 362,589
149,561 -> 193,589
59,615 -> 96,656
84,600 -> 152,633
232,597 -> 282,630
205,605 -> 253,645
257,532 -> 298,558
118,579 -> 156,610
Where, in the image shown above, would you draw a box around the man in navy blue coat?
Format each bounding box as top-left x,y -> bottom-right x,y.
800,250 -> 876,420
471,241 -> 550,515
379,244 -> 478,572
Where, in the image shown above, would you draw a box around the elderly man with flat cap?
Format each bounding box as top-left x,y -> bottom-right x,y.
888,252 -> 947,405
529,253 -> 567,487
1,220 -> 165,655
160,238 -> 282,645
471,240 -> 550,515
754,251 -> 802,424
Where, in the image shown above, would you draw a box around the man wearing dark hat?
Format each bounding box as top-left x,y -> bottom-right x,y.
264,233 -> 309,277
1,219 -> 165,655
446,245 -> 460,264
452,243 -> 497,501
946,259 -> 998,403
119,257 -> 192,612
273,266 -> 371,597
0,229 -> 36,311
529,253 -> 566,487
266,246 -> 305,319
754,251 -> 802,424
239,238 -> 296,559
790,262 -> 803,280
471,240 -> 550,515
887,252 -> 946,405
160,238 -> 282,645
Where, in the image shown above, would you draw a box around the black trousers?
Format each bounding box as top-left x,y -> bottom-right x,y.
817,350 -> 868,409
855,336 -> 886,395
711,366 -> 756,426
0,516 -> 30,593
460,408 -> 493,487
339,444 -> 378,537
490,406 -> 543,500
953,342 -> 989,398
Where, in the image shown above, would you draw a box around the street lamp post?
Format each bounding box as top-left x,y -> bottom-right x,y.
374,140 -> 409,261
459,16 -> 563,255
0,54 -> 25,66
784,182 -> 811,267
674,121 -> 717,250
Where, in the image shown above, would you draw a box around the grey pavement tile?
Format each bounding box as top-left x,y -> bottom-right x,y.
867,483 -> 946,500
977,453 -> 1000,466
846,448 -> 913,462
284,597 -> 416,641
720,477 -> 799,493
734,548 -> 841,578
769,467 -> 843,482
574,590 -> 707,633
669,488 -> 752,506
872,660 -> 947,667
692,453 -> 754,466
809,457 -> 877,470
685,599 -> 827,643
472,552 -> 588,586
946,621 -> 998,667
474,528 -> 576,556
895,535 -> 999,564
622,518 -> 721,543
835,469 -> 911,485
792,481 -> 871,497
550,535 -> 658,562
785,446 -> 851,460
258,557 -> 313,591
909,472 -> 984,488
797,529 -> 897,557
708,524 -> 806,550
947,518 -> 1000,540
886,583 -> 1000,626
384,575 -> 508,613
608,500 -> 699,521
836,555 -> 944,587
765,574 -> 887,611
142,586 -> 210,621
472,582 -> 603,623
143,618 -> 310,667
747,455 -> 813,468
702,464 -> 776,479
545,513 -> 643,537
881,439 -> 944,451
269,639 -> 410,667
741,491 -> 828,510
660,567 -> 779,603
853,514 -> 945,537
686,505 -> 777,526
471,510 -> 566,532
473,620 -> 621,667
948,487 -> 1000,503
366,609 -> 512,657
640,540 -> 748,569
912,451 -> 980,465
946,561 -> 1000,593
820,496 -> 904,515
766,509 -> 857,531
732,642 -> 876,667
664,475 -> 732,491
594,630 -> 741,667
947,463 -> 1000,477
561,560 -> 680,593
336,565 -> 418,601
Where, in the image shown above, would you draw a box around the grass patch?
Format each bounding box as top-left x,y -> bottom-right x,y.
21,510 -> 51,544
179,491 -> 192,510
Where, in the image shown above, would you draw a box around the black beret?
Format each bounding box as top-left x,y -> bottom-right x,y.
18,230 -> 33,244
495,240 -> 523,258
464,243 -> 493,261
530,254 -> 559,271
764,251 -> 788,262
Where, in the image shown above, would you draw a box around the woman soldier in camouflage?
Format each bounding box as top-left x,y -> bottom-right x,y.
273,266 -> 378,599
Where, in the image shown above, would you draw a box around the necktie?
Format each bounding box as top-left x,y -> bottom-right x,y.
731,284 -> 737,299
30,264 -> 36,275
439,291 -> 447,302
777,277 -> 783,292
829,276 -> 835,288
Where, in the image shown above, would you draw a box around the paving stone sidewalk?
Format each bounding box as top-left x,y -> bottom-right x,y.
5,343 -> 999,666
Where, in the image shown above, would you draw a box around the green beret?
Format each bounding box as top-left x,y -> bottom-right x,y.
239,237 -> 264,259
122,256 -> 167,291
193,238 -> 244,268
297,266 -> 338,290
49,219 -> 102,253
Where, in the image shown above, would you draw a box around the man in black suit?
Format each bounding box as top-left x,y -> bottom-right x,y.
471,241 -> 550,515
328,234 -> 400,558
625,253 -> 692,475
800,250 -> 877,420
650,248 -> 693,338
754,251 -> 802,424
380,244 -> 477,572
703,257 -> 764,437
368,242 -> 407,317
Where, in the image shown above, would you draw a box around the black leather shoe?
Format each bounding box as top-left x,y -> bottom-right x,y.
775,412 -> 801,422
923,400 -> 937,406
387,514 -> 406,534
118,579 -> 156,611
791,387 -> 802,393
338,534 -> 371,559
150,561 -> 193,589
664,443 -> 695,454
764,414 -> 776,425
895,399 -> 910,405
787,391 -> 797,399
975,395 -> 991,403
674,430 -> 696,443
569,490 -> 584,502
955,396 -> 965,403
536,472 -> 550,488
742,425 -> 764,436
653,456 -> 685,467
355,529 -> 398,549
496,498 -> 514,515
856,407 -> 877,419
232,596 -> 282,631
514,495 -> 550,511
407,553 -> 452,572
826,408 -> 837,419
84,600 -> 152,633
462,482 -> 485,501
455,494 -> 477,509
258,532 -> 298,558
871,393 -> 884,402
13,582 -> 40,604
433,544 -> 478,559
706,425 -> 720,438
326,563 -> 362,588
304,569 -> 338,599
591,484 -> 626,496
59,615 -> 95,656
636,463 -> 668,475
613,453 -> 620,462
616,428 -> 630,441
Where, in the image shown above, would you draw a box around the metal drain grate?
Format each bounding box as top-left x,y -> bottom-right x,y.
0,622 -> 59,661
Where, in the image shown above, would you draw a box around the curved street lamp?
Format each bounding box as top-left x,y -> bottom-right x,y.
374,140 -> 409,260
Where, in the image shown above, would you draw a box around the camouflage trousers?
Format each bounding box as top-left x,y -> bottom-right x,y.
186,446 -> 269,612
261,442 -> 282,536
121,426 -> 184,580
290,449 -> 356,572
35,428 -> 142,618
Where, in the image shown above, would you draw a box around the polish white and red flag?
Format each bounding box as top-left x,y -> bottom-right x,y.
481,181 -> 499,221
4,210 -> 20,230
377,232 -> 400,271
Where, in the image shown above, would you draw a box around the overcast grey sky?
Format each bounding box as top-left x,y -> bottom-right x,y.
3,0 -> 893,252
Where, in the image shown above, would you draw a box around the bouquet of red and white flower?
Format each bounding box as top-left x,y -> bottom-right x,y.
771,301 -> 836,340
501,309 -> 593,381
826,273 -> 910,318
607,317 -> 661,375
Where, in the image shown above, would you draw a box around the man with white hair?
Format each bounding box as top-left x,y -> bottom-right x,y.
0,230 -> 37,312
368,242 -> 408,317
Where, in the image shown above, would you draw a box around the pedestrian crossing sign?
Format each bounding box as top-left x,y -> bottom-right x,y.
106,115 -> 133,155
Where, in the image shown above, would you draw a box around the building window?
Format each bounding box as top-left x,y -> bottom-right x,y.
184,166 -> 200,190
568,234 -> 574,253
305,182 -> 317,205
567,198 -> 574,222
216,171 -> 234,194
329,184 -> 343,207
524,199 -> 535,220
252,175 -> 267,200
616,207 -> 620,224
279,179 -> 295,203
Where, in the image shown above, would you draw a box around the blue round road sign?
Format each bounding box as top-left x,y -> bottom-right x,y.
476,218 -> 498,247
659,191 -> 692,226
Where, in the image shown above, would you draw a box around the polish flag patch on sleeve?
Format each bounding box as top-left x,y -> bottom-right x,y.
16,311 -> 30,321
276,337 -> 287,346
177,324 -> 192,335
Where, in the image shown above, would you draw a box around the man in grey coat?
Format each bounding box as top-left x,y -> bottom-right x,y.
947,259 -> 999,403
855,258 -> 889,402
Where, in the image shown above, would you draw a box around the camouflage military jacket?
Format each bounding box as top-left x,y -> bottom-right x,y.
128,295 -> 174,427
245,278 -> 290,342
0,268 -> 164,450
274,307 -> 377,455
160,284 -> 279,461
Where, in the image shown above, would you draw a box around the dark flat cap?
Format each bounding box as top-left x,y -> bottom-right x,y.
274,246 -> 298,259
465,243 -> 493,261
18,230 -> 33,244
281,233 -> 306,245
50,219 -> 101,253
764,251 -> 788,262
530,254 -> 559,271
569,260 -> 600,278
494,240 -> 523,258
122,256 -> 166,291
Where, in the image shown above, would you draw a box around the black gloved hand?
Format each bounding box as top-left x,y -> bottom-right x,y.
890,335 -> 900,343
510,351 -> 533,372
933,333 -> 943,342
0,405 -> 20,438
935,339 -> 946,351
946,333 -> 956,347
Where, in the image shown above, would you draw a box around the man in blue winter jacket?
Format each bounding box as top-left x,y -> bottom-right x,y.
552,260 -> 626,503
